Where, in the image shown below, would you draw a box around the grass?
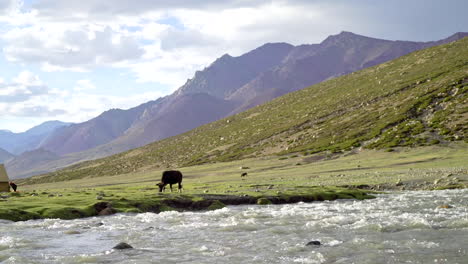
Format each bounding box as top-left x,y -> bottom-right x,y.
3,143 -> 466,221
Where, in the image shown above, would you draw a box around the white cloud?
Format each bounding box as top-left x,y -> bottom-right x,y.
0,71 -> 48,103
125,46 -> 216,87
0,0 -> 364,86
32,0 -> 269,17
12,71 -> 43,86
73,79 -> 96,91
7,105 -> 66,117
0,0 -> 19,14
3,25 -> 144,71
1,0 -> 466,133
0,71 -> 167,127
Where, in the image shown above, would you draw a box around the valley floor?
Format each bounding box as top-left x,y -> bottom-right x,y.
1,143 -> 466,221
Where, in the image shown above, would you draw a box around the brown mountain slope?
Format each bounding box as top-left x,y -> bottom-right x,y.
228,31 -> 468,113
11,32 -> 468,178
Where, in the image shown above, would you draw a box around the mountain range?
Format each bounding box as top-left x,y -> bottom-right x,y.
0,121 -> 71,155
5,31 -> 468,178
23,35 -> 468,184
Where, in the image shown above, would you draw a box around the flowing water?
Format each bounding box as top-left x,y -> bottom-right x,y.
0,189 -> 467,264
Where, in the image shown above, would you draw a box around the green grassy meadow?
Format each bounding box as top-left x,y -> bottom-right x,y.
2,143 -> 466,221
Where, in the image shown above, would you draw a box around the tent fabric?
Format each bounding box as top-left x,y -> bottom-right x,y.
0,164 -> 9,182
0,182 -> 9,192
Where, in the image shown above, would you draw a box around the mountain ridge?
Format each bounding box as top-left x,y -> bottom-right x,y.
22,36 -> 467,184
0,121 -> 71,155
8,31 -> 468,178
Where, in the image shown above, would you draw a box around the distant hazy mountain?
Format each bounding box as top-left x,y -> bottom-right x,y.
0,148 -> 15,164
8,31 -> 468,178
0,121 -> 71,155
38,105 -> 151,155
5,148 -> 60,179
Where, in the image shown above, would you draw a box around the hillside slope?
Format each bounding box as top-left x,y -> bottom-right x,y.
0,148 -> 15,163
228,31 -> 468,113
24,37 -> 468,184
36,32 -> 468,158
6,149 -> 60,178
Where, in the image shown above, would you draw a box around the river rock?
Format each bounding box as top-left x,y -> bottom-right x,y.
395,179 -> 403,186
94,202 -> 117,216
437,204 -> 453,209
64,230 -> 81,235
113,242 -> 133,250
306,240 -> 321,246
99,207 -> 116,216
257,198 -> 272,205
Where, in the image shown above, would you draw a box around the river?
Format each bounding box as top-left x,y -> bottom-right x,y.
0,189 -> 467,263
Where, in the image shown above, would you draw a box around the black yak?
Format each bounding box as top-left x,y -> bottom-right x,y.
9,182 -> 17,192
157,170 -> 183,192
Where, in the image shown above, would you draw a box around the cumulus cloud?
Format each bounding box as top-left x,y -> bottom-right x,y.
0,0 -> 19,14
8,105 -> 66,117
1,0 -> 467,132
0,71 -> 48,103
73,79 -> 96,91
3,26 -> 144,71
0,74 -> 167,129
33,0 -> 269,17
160,27 -> 222,51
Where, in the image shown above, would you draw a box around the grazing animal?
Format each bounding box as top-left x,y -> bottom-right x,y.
241,172 -> 248,177
9,182 -> 17,192
157,170 -> 183,192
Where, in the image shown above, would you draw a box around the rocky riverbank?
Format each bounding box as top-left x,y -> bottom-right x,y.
342,173 -> 467,191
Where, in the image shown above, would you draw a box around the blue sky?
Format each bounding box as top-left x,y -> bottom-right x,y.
0,0 -> 467,132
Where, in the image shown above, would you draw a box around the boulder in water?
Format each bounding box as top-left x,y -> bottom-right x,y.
64,230 -> 81,235
99,207 -> 116,216
437,204 -> 453,209
257,198 -> 272,205
113,242 -> 133,250
306,240 -> 321,246
94,202 -> 117,216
